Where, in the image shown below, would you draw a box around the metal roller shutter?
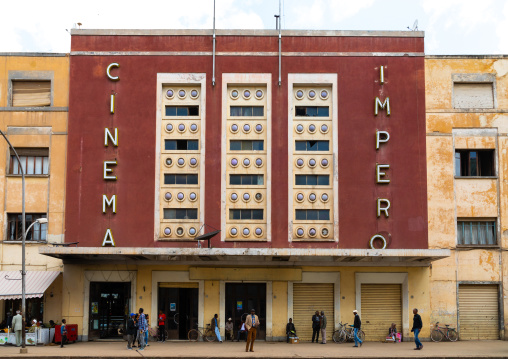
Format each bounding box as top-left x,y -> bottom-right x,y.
361,284 -> 402,341
459,285 -> 499,340
293,283 -> 334,342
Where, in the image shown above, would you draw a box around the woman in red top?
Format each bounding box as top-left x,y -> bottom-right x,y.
158,310 -> 166,342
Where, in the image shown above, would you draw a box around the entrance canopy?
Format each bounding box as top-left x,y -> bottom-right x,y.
0,271 -> 60,300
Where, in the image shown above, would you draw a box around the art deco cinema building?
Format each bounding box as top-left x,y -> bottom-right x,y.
40,29 -> 449,341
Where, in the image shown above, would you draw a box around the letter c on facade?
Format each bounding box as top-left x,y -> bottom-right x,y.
107,63 -> 120,81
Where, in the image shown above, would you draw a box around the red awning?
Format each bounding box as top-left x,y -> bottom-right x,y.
0,271 -> 60,300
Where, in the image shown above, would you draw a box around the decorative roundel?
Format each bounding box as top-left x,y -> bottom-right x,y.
320,89 -> 329,100
243,90 -> 251,99
243,158 -> 251,167
231,124 -> 239,133
308,158 -> 317,168
255,124 -> 263,133
165,123 -> 174,133
230,192 -> 239,202
164,227 -> 171,236
255,90 -> 264,99
242,228 -> 250,237
177,158 -> 185,167
309,193 -> 317,202
189,227 -> 197,236
308,89 -> 316,99
295,158 -> 304,168
320,158 -> 329,168
320,193 -> 329,203
177,192 -> 185,201
255,158 -> 263,168
176,227 -> 184,237
309,227 -> 317,237
242,124 -> 251,133
165,89 -> 175,99
190,123 -> 198,133
178,89 -> 186,99
165,158 -> 173,167
178,123 -> 186,132
308,124 -> 316,133
296,192 -> 304,203
295,89 -> 304,99
321,227 -> 330,238
231,89 -> 239,99
230,227 -> 238,237
190,89 -> 199,99
189,192 -> 197,201
164,192 -> 172,201
296,227 -> 305,237
320,124 -> 329,134
296,124 -> 304,134
254,227 -> 263,237
242,193 -> 251,202
189,158 -> 198,167
230,158 -> 239,168
255,192 -> 263,202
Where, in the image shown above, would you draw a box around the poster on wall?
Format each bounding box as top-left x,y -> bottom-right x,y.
237,301 -> 243,310
170,303 -> 176,311
91,302 -> 98,314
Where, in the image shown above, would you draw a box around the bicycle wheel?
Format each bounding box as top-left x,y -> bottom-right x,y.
447,329 -> 458,342
188,329 -> 199,342
204,328 -> 217,342
332,330 -> 344,343
359,330 -> 365,341
430,329 -> 444,342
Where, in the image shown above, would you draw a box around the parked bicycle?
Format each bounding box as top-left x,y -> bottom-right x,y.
430,322 -> 458,342
188,323 -> 217,342
147,326 -> 169,342
332,322 -> 365,343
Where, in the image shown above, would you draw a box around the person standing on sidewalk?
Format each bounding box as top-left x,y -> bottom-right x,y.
126,313 -> 136,350
137,308 -> 147,351
158,310 -> 166,342
211,314 -> 223,342
353,310 -> 362,348
311,311 -> 320,343
320,311 -> 327,344
411,308 -> 423,350
245,308 -> 260,352
12,310 -> 22,347
60,319 -> 67,348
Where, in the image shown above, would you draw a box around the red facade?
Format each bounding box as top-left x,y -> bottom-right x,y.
66,31 -> 427,249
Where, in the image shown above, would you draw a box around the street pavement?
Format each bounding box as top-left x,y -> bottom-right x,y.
1,340 -> 507,358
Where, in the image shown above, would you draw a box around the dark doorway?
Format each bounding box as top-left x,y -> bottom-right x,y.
89,282 -> 131,340
158,285 -> 199,340
226,283 -> 266,340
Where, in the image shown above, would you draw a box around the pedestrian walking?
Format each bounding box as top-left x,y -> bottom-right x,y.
137,308 -> 147,351
144,314 -> 150,346
12,310 -> 22,347
211,314 -> 222,342
352,310 -> 362,348
60,319 -> 67,348
158,310 -> 166,342
245,308 -> 260,352
311,311 -> 320,343
127,313 -> 136,350
411,308 -> 423,350
320,311 -> 327,344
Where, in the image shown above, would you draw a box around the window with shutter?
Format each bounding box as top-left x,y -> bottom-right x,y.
11,80 -> 51,107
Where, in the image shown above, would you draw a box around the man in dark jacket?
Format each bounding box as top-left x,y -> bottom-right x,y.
320,311 -> 327,344
311,311 -> 320,343
127,313 -> 136,350
286,318 -> 296,343
353,310 -> 362,348
6,312 -> 13,329
411,308 -> 423,350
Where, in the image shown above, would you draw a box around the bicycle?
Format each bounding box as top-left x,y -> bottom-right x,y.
332,322 -> 365,344
187,323 -> 217,342
147,326 -> 169,342
430,322 -> 458,342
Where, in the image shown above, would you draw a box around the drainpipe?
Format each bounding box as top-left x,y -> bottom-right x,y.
212,0 -> 216,87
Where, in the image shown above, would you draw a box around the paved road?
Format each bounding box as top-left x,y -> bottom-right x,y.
1,340 -> 507,358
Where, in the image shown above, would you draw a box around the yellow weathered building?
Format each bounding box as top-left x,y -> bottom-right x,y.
426,55 -> 508,340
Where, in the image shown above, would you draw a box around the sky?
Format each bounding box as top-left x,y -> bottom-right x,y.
1,0 -> 507,55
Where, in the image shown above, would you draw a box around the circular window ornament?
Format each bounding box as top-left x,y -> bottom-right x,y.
296,124 -> 304,134
165,123 -> 174,133
177,158 -> 185,167
242,124 -> 251,134
242,228 -> 250,237
178,89 -> 187,99
242,193 -> 251,202
190,89 -> 199,99
190,123 -> 198,133
295,158 -> 304,168
230,124 -> 239,133
255,89 -> 264,99
308,227 -> 317,237
308,193 -> 317,203
165,89 -> 175,99
255,192 -> 263,202
369,234 -> 387,249
295,89 -> 304,100
176,192 -> 185,202
163,227 -> 172,236
320,158 -> 329,168
189,227 -> 197,237
165,157 -> 173,167
296,192 -> 304,203
178,123 -> 186,133
242,158 -> 251,168
321,227 -> 330,238
308,158 -> 317,168
230,192 -> 239,202
255,158 -> 263,168
189,192 -> 197,201
164,192 -> 172,201
243,90 -> 251,99
230,227 -> 238,237
176,227 -> 185,237
320,89 -> 329,100
320,124 -> 329,134
308,124 -> 316,134
320,193 -> 329,203
230,158 -> 239,168
230,89 -> 239,99
189,158 -> 198,167
295,227 -> 305,238
308,89 -> 317,100
255,124 -> 263,133
254,227 -> 263,237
